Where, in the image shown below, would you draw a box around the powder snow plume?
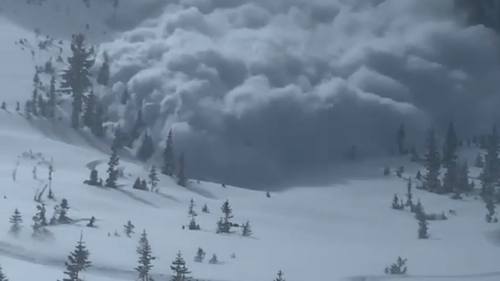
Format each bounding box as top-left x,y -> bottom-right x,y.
7,0 -> 500,188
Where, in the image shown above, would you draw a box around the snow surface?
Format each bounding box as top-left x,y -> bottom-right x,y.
0,1 -> 499,281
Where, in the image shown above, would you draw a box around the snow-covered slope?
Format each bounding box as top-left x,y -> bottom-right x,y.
0,2 -> 499,281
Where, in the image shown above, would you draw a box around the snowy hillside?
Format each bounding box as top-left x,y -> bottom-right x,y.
0,1 -> 499,281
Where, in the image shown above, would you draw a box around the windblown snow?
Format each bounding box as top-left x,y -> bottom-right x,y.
0,0 -> 499,281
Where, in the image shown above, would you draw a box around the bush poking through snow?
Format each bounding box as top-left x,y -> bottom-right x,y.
209,254 -> 218,264
384,257 -> 407,275
194,247 -> 206,263
391,194 -> 404,210
201,203 -> 209,213
274,270 -> 285,281
241,221 -> 252,237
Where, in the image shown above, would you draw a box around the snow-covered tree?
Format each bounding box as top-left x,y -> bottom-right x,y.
96,52 -> 110,86
217,200 -> 233,233
486,196 -> 497,223
423,128 -> 441,193
177,153 -> 187,187
9,208 -> 23,236
137,131 -> 155,161
417,213 -> 429,239
60,33 -> 95,129
274,270 -> 285,281
480,125 -> 500,200
135,230 -> 155,281
105,141 -> 119,188
384,257 -> 407,275
148,166 -> 159,192
442,121 -> 458,169
162,129 -> 175,176
201,203 -> 209,213
170,252 -> 191,281
208,254 -> 218,264
62,235 -> 92,281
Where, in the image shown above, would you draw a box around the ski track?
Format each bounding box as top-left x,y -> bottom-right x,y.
0,240 -> 223,281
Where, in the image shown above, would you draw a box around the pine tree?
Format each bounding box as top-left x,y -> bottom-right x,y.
148,166 -> 159,192
38,95 -> 46,117
405,180 -> 413,210
131,109 -> 145,140
442,122 -> 458,169
82,90 -> 95,128
105,142 -> 120,188
480,125 -> 500,200
0,264 -> 8,281
391,194 -> 402,210
15,101 -> 20,112
442,159 -> 458,194
162,129 -> 175,176
486,196 -> 497,223
96,52 -> 110,86
417,214 -> 429,239
121,87 -> 129,105
241,221 -> 252,237
423,128 -> 441,192
48,75 -> 56,118
31,88 -> 38,116
113,126 -> 123,150
62,235 -> 92,281
57,198 -> 71,223
396,123 -> 405,155
137,131 -> 155,161
177,153 -> 187,187
9,208 -> 23,236
60,33 -> 95,129
170,252 -> 191,281
274,270 -> 285,281
217,200 -> 233,233
475,153 -> 484,168
92,104 -> 105,137
194,247 -> 205,262
455,160 -> 471,196
24,100 -> 31,119
188,199 -> 197,217
135,230 -> 155,281
124,220 -> 135,237
201,203 -> 209,213
136,229 -> 148,254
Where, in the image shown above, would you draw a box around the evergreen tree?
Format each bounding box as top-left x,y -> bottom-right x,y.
121,87 -> 129,105
442,122 -> 458,169
92,104 -> 105,137
131,109 -> 145,140
417,214 -> 429,239
442,160 -> 458,194
60,33 -> 95,129
396,123 -> 405,155
391,194 -> 402,210
456,160 -> 471,194
162,129 -> 175,176
15,101 -> 20,111
475,153 -> 484,168
423,128 -> 441,192
274,270 -> 285,281
405,180 -> 413,210
177,153 -> 187,187
38,95 -> 47,117
82,90 -> 95,128
0,264 -> 8,281
31,88 -> 38,116
141,180 -> 148,190
113,126 -> 123,150
62,235 -> 92,281
486,196 -> 496,223
48,75 -> 57,118
201,203 -> 209,213
105,142 -> 120,188
133,177 -> 144,190
124,220 -> 135,237
188,199 -> 197,218
148,166 -> 159,192
24,100 -> 31,120
137,131 -> 155,161
480,125 -> 500,200
96,52 -> 110,86
135,230 -> 155,281
57,198 -> 71,223
194,247 -> 205,263
241,221 -> 252,237
170,252 -> 191,281
9,208 -> 23,236
217,200 -> 233,233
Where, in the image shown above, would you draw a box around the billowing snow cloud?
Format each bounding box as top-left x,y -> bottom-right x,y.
101,0 -> 500,187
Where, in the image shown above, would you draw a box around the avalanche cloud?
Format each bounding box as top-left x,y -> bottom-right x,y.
19,0 -> 500,188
